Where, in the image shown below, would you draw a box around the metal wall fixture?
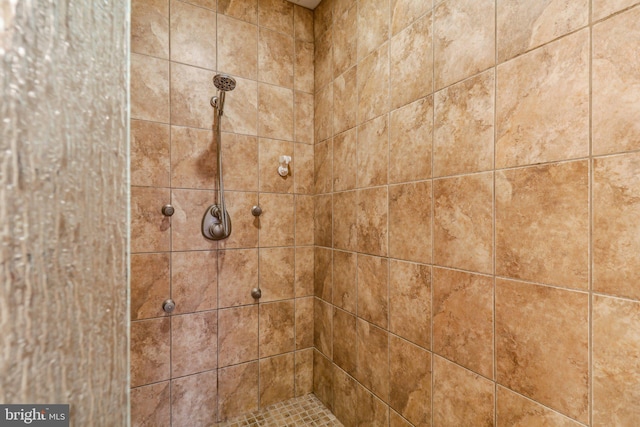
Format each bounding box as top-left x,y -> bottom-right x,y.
202,74 -> 236,240
278,155 -> 291,177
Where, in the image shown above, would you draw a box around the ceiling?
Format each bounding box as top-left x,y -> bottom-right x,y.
288,0 -> 321,9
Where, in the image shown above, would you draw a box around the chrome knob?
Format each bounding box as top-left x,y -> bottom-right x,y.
251,205 -> 262,217
251,288 -> 262,299
162,204 -> 174,216
162,299 -> 176,314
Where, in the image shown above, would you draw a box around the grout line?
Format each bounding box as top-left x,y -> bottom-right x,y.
588,2 -> 594,423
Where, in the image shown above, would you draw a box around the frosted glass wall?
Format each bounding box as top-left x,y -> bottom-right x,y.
0,1 -> 130,424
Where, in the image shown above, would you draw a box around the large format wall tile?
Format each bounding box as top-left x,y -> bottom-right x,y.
171,189 -> 218,251
259,353 -> 295,407
130,187 -> 171,253
496,279 -> 589,423
170,0 -> 216,70
130,120 -> 170,187
389,260 -> 431,349
333,67 -> 357,135
131,0 -> 169,58
357,0 -> 390,60
218,305 -> 259,367
171,370 -> 218,427
496,161 -> 589,290
217,15 -> 258,80
593,153 -> 640,300
131,382 -> 171,427
592,0 -> 640,21
259,300 -> 295,356
389,181 -> 432,264
131,253 -> 170,320
357,44 -> 390,124
171,311 -> 218,377
170,126 -> 216,190
171,251 -> 217,314
593,6 -> 640,155
218,249 -> 259,308
218,362 -> 259,420
315,29 -> 333,91
333,5 -> 357,78
497,386 -> 584,427
356,319 -> 390,401
357,187 -> 389,257
333,366 -> 358,427
221,133 -> 258,191
496,30 -> 589,168
131,318 -> 171,388
219,0 -> 258,24
357,114 -> 389,188
131,53 -> 170,123
259,28 -> 294,88
357,254 -> 389,329
391,0 -> 432,36
333,250 -> 357,313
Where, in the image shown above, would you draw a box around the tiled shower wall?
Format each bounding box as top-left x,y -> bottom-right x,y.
129,0 -> 315,424
312,0 -> 640,426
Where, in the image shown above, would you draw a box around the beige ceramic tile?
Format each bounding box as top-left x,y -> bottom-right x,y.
259,300 -> 295,356
496,279 -> 589,422
333,129 -> 357,191
221,76 -> 258,136
259,138 -> 294,193
333,67 -> 357,135
295,40 -> 315,93
259,193 -> 295,246
171,251 -> 217,314
333,250 -> 357,313
314,247 -> 332,302
258,84 -> 294,141
593,6 -> 640,155
315,138 -> 333,194
130,53 -> 169,123
333,308 -> 357,375
171,189 -> 218,251
333,191 -> 358,252
182,0 -> 215,9
357,254 -> 389,329
217,14 -> 258,80
389,181 -> 432,264
295,91 -> 314,144
434,173 -> 493,274
433,356 -> 495,427
218,305 -> 259,367
333,366 -> 358,427
171,370 -> 217,426
218,0 -> 258,24
131,318 -> 171,387
593,153 -> 640,300
218,191 -> 259,250
389,336 -> 432,427
357,44 -> 390,124
390,410 -> 412,427
294,5 -> 314,42
496,30 -> 589,167
334,0 -> 355,18
357,187 -> 388,257
391,0 -> 432,35
389,97 -> 433,183
313,350 -> 334,410
259,247 -> 295,302
315,29 -> 333,91
495,161 -> 589,290
259,353 -> 295,407
295,296 -> 314,348
357,114 -> 389,188
171,311 -> 217,377
593,295 -> 640,426
170,125 -> 216,190
356,383 -> 390,426
258,0 -> 294,35
221,133 -> 258,192
314,298 -> 333,358
170,0 -> 216,70
295,195 -> 314,246
130,120 -> 170,187
218,362 -> 259,420
295,247 -> 315,297
259,28 -> 294,87
390,13 -> 433,110
294,142 -> 314,194
131,0 -> 169,58
218,249 -> 259,307
433,267 -> 494,378
131,253 -> 170,320
314,194 -> 333,248
497,0 -> 588,62
357,0 -> 390,60
433,70 -> 494,177
170,62 -> 215,129
389,260 -> 431,349
295,349 -> 314,396
315,83 -> 333,143
497,386 -> 584,427
333,5 -> 357,77
434,0 -> 495,90
592,0 -> 640,21
313,0 -> 333,39
130,186 -> 171,253
131,382 -> 170,427
356,319 -> 390,401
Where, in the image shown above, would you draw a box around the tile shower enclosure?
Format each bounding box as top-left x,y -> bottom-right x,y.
129,0 -> 640,426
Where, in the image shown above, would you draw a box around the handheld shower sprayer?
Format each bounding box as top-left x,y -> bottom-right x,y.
202,74 -> 237,241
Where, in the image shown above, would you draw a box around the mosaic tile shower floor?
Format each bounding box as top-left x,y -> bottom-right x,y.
216,394 -> 343,427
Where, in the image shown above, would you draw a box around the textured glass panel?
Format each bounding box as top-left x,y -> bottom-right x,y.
0,1 -> 129,424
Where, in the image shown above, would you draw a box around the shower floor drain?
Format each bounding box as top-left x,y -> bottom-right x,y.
216,394 -> 343,427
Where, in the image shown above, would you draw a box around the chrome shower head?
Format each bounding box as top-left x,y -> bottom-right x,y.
213,74 -> 236,91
